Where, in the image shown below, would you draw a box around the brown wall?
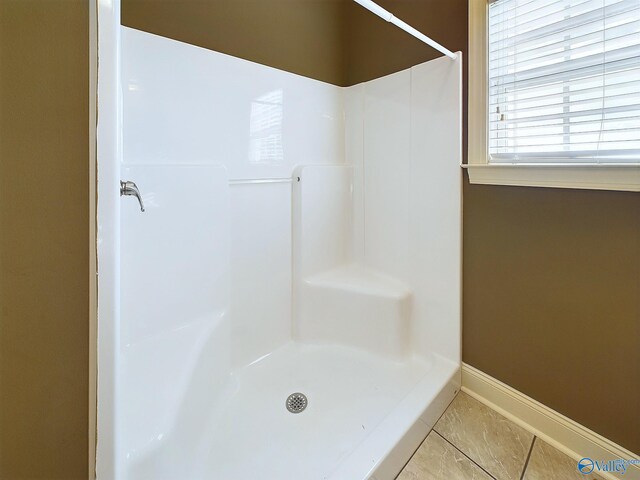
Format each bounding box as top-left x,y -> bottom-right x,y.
342,0 -> 468,86
0,1 -> 89,478
122,0 -> 346,85
1,2 -> 635,478
464,184 -> 640,453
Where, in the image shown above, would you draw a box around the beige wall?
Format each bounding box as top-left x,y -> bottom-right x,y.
0,0 -> 90,478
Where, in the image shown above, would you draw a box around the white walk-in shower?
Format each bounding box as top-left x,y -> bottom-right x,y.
97,15 -> 461,480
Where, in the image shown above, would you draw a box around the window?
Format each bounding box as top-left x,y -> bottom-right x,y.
467,0 -> 640,191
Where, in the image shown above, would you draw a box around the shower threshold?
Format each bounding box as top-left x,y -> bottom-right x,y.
127,342 -> 458,480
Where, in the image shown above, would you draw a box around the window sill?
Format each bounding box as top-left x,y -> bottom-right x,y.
463,164 -> 640,192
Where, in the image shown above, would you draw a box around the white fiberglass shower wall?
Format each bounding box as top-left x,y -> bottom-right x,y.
97,25 -> 461,480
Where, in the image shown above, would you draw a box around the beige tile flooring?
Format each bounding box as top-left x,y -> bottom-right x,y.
397,392 -> 605,480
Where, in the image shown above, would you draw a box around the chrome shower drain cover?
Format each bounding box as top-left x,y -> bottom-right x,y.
286,392 -> 308,414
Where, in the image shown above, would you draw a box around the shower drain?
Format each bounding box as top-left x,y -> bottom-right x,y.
285,392 -> 308,414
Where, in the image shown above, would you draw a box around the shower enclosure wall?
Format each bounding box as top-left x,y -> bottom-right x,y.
97,24 -> 461,480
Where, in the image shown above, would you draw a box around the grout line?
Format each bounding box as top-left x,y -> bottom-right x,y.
434,431 -> 498,480
520,436 -> 537,480
396,390 -> 461,478
395,429 -> 432,479
433,389 -> 461,428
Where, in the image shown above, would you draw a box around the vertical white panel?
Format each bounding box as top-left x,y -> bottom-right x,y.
229,183 -> 292,368
119,165 -> 230,458
344,86 -> 366,264
96,1 -> 121,478
409,56 -> 462,363
294,166 -> 353,278
363,70 -> 412,281
344,57 -> 462,364
120,165 -> 229,345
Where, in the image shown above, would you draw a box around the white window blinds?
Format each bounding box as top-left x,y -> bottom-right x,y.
488,0 -> 640,163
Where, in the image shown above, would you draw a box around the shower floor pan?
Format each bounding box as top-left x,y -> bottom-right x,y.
129,342 -> 459,480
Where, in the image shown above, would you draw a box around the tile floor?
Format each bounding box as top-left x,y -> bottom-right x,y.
397,392 -> 605,480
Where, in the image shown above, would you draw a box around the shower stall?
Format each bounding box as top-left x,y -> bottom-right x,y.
96,6 -> 461,479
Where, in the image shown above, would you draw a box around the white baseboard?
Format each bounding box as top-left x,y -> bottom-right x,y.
461,363 -> 640,480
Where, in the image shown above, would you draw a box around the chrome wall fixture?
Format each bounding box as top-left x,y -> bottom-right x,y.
120,180 -> 145,212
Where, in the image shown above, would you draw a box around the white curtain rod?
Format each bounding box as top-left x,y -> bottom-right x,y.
352,0 -> 458,60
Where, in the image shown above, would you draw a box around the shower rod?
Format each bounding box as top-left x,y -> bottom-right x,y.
352,0 -> 458,60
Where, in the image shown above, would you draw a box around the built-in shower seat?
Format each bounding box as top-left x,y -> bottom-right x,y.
298,264 -> 412,359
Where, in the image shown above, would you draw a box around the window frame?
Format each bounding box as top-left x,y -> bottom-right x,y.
466,0 -> 640,191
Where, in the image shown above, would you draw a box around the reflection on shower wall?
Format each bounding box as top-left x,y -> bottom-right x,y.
120,27 -> 345,477
249,89 -> 283,164
122,28 -> 343,175
115,26 -> 461,480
